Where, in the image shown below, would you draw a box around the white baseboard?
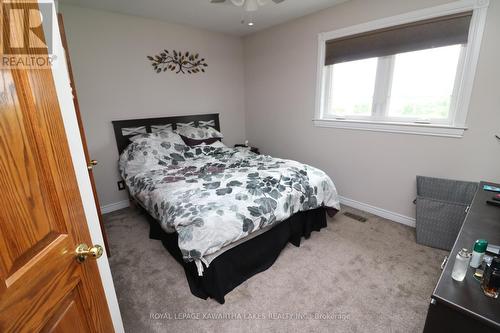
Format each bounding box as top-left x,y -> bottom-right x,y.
339,196 -> 416,228
101,200 -> 130,214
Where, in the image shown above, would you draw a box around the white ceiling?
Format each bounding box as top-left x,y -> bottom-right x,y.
59,0 -> 348,36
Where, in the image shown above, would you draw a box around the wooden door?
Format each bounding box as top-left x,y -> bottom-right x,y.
57,13 -> 110,256
0,1 -> 114,332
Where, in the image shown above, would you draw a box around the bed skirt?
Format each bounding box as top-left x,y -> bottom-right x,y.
147,207 -> 337,304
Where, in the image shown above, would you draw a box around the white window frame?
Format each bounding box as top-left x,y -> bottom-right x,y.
313,0 -> 489,138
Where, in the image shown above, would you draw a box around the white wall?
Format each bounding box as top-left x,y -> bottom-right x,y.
59,4 -> 246,207
243,0 -> 500,219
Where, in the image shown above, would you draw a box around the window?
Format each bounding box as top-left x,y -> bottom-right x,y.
323,44 -> 464,123
387,45 -> 462,121
326,57 -> 377,118
315,0 -> 489,137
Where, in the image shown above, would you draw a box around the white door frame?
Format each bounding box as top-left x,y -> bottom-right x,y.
45,1 -> 125,331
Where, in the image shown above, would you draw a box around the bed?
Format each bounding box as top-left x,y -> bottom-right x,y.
112,114 -> 340,303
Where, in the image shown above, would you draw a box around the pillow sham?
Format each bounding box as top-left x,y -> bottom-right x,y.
176,121 -> 195,128
198,120 -> 216,128
119,141 -> 167,179
129,129 -> 185,146
175,125 -> 223,140
119,138 -> 190,179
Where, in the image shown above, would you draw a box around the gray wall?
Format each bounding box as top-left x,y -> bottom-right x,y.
60,5 -> 246,207
243,0 -> 500,219
62,0 -> 500,219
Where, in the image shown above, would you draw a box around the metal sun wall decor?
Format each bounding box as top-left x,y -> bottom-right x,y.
147,49 -> 208,75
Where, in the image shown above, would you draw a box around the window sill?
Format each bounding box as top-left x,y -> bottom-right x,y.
312,119 -> 466,138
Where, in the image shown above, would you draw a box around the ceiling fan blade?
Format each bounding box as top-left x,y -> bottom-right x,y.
210,0 -> 226,3
272,0 -> 285,3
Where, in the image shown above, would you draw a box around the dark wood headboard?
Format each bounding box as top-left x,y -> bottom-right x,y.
112,113 -> 220,155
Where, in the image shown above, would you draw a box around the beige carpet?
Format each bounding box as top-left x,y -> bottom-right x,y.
103,205 -> 447,333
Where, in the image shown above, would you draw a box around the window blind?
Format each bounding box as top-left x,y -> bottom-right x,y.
324,11 -> 472,66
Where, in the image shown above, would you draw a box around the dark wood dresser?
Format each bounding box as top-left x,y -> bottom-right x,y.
424,181 -> 500,332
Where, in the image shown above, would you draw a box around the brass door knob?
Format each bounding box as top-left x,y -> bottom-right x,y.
87,159 -> 98,170
75,243 -> 104,263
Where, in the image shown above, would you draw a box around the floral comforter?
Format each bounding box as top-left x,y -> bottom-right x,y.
119,140 -> 340,270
